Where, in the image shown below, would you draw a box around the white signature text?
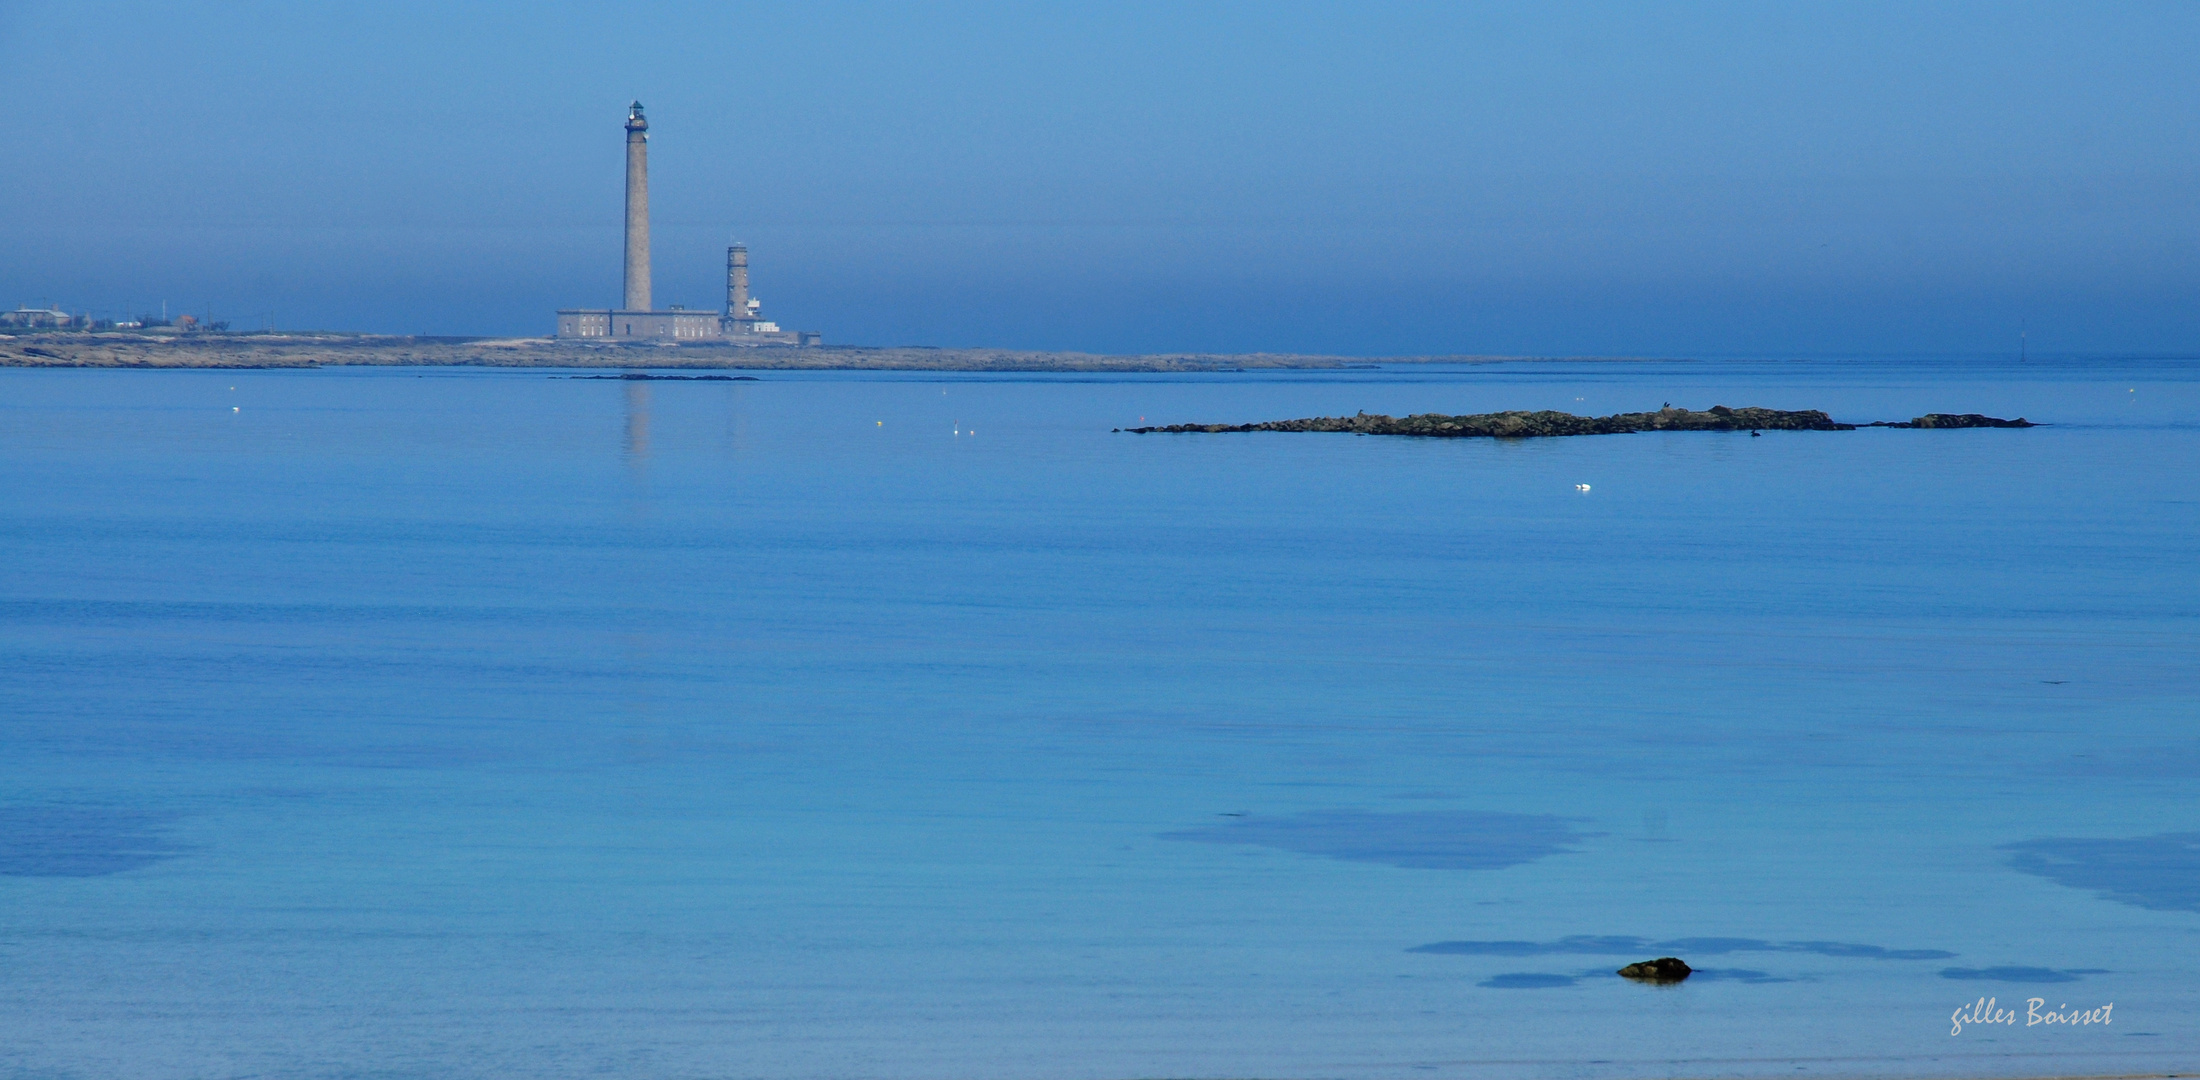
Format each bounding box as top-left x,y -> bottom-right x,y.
1950,997 -> 2112,1035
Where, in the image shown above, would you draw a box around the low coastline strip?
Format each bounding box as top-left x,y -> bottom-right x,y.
0,333 -> 1591,373
1122,405 -> 2033,437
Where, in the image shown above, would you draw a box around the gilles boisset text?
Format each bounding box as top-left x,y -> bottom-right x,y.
1950,997 -> 2112,1035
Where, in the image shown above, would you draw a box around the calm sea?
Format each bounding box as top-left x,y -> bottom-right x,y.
1,359 -> 2194,1080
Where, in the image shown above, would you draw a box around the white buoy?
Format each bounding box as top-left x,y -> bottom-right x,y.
232,406 -> 240,412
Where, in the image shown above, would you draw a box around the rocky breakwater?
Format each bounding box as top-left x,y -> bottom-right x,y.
1122,405 -> 2033,438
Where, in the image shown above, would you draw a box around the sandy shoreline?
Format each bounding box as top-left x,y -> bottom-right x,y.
0,331 -> 1655,372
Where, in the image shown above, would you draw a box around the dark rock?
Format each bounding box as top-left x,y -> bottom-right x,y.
1617,957 -> 1693,983
1866,414 -> 2033,428
568,373 -> 758,381
1126,406 -> 1855,438
1128,405 -> 2041,438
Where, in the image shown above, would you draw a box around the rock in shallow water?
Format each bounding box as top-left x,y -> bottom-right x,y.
1126,405 -> 1850,438
1126,405 -> 2035,437
1867,413 -> 2034,428
1617,957 -> 1693,983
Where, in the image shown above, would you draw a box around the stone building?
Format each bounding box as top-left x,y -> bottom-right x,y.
1,307 -> 77,329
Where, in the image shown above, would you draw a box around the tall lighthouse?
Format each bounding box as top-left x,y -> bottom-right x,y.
622,101 -> 651,312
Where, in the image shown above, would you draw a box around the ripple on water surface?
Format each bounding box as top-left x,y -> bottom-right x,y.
2002,832 -> 2200,912
1161,809 -> 1592,870
0,806 -> 183,877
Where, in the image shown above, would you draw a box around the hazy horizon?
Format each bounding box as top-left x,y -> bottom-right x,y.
4,2 -> 2197,356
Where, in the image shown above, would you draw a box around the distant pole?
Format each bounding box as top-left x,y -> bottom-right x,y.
622,102 -> 652,312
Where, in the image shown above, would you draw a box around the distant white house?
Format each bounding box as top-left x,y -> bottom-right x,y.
1,307 -> 75,329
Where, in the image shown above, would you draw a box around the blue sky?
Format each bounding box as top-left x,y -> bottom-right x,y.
3,1 -> 2196,355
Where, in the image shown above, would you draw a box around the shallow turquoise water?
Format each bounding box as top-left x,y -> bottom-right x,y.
1,360 -> 2194,1079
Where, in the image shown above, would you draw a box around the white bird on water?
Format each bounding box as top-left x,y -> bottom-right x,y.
1575,483 -> 1591,493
